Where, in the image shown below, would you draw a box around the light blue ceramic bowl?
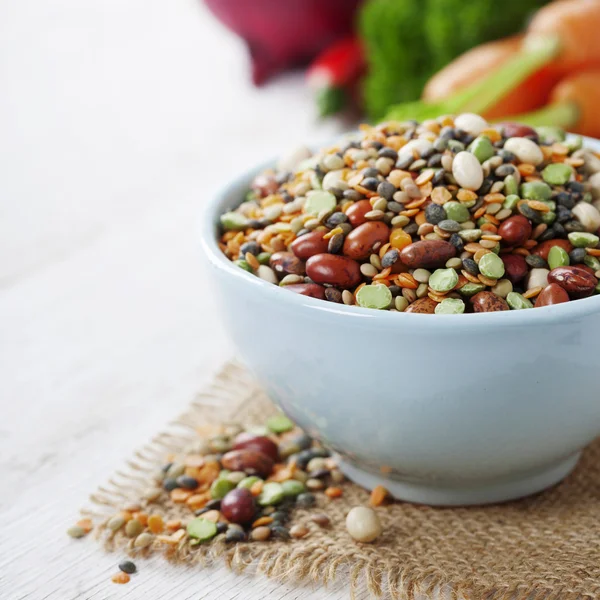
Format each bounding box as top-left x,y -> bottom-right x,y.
201,144 -> 600,506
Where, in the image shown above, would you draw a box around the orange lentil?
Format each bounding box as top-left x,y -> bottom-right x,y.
120,511 -> 133,522
414,210 -> 427,226
528,200 -> 551,213
481,128 -> 501,142
170,489 -> 192,503
474,249 -> 492,263
148,514 -> 164,534
112,573 -> 130,584
252,516 -> 274,528
481,234 -> 503,242
473,206 -> 487,219
369,485 -> 389,507
517,164 -> 536,177
464,243 -> 484,254
133,512 -> 148,527
75,518 -> 93,533
390,229 -> 413,250
396,274 -> 419,289
399,208 -> 420,218
250,480 -> 264,496
428,291 -> 448,303
323,227 -> 342,240
484,193 -> 505,204
373,267 -> 392,280
551,143 -> 569,156
462,270 -> 482,284
480,223 -> 499,234
586,248 -> 600,257
325,487 -> 343,499
524,287 -> 543,299
166,519 -> 182,531
378,242 -> 391,258
405,198 -> 427,209
524,239 -> 538,249
513,247 -> 531,256
457,189 -> 478,202
419,182 -> 433,197
431,186 -> 452,205
478,274 -> 498,286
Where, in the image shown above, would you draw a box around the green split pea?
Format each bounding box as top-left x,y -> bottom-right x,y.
304,190 -> 336,216
548,245 -> 570,270
356,284 -> 392,309
568,232 -> 600,248
187,518 -> 217,543
506,292 -> 533,310
478,253 -> 505,279
429,269 -> 459,293
542,163 -> 573,186
434,298 -> 465,314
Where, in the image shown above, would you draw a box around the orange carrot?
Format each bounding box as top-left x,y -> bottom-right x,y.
386,0 -> 600,123
528,0 -> 600,75
423,36 -> 559,120
512,69 -> 600,138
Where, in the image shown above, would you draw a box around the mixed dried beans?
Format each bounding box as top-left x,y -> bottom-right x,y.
219,114 -> 600,313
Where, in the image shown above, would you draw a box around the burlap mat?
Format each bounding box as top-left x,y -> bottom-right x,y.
83,361 -> 600,600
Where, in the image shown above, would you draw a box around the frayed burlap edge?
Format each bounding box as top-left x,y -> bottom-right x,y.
81,361 -> 599,600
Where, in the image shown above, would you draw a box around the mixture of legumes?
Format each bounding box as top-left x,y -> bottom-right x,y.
219,114 -> 600,313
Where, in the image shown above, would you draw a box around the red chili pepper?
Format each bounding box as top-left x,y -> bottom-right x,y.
306,36 -> 365,117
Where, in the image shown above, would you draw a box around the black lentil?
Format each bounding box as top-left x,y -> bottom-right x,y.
462,258 -> 480,276
176,475 -> 199,490
425,204 -> 447,225
240,241 -> 260,256
377,147 -> 397,160
381,249 -> 399,268
163,478 -> 179,492
118,561 -> 137,575
216,522 -> 228,534
377,181 -> 396,201
343,189 -> 362,201
387,201 -> 404,213
395,155 -> 413,170
565,220 -> 585,233
295,493 -> 317,508
361,177 -> 379,191
525,254 -> 548,269
326,212 -> 348,227
449,233 -> 464,253
437,219 -> 461,233
570,248 -> 587,263
225,527 -> 247,543
271,526 -> 291,540
361,167 -> 379,179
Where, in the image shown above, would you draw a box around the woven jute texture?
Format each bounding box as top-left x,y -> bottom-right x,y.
84,361 -> 600,600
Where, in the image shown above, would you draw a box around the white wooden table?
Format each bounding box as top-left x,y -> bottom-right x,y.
0,1 -> 378,598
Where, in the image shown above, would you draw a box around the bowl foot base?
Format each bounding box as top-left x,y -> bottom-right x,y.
337,452 -> 580,506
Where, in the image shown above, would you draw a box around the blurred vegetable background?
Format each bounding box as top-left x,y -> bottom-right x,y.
205,0 -> 600,137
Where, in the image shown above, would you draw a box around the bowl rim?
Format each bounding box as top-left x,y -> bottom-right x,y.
200,135 -> 600,329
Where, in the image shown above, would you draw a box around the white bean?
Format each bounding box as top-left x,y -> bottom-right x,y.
527,268 -> 550,291
345,506 -> 382,543
322,169 -> 348,192
398,139 -> 433,159
276,146 -> 312,173
572,202 -> 600,233
504,137 -> 544,166
257,265 -> 278,284
454,113 -> 489,136
452,151 -> 484,191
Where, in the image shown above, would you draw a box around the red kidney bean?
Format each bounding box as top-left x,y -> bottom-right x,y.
233,433 -> 279,461
404,297 -> 438,314
221,449 -> 274,478
269,252 -> 305,278
532,238 -> 573,260
346,200 -> 373,227
306,254 -> 361,287
285,283 -> 326,299
502,253 -> 528,284
399,240 -> 456,268
498,215 -> 532,247
535,283 -> 570,307
499,122 -> 538,139
290,230 -> 330,259
548,266 -> 598,299
343,221 -> 390,260
471,291 -> 509,312
220,488 -> 256,525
